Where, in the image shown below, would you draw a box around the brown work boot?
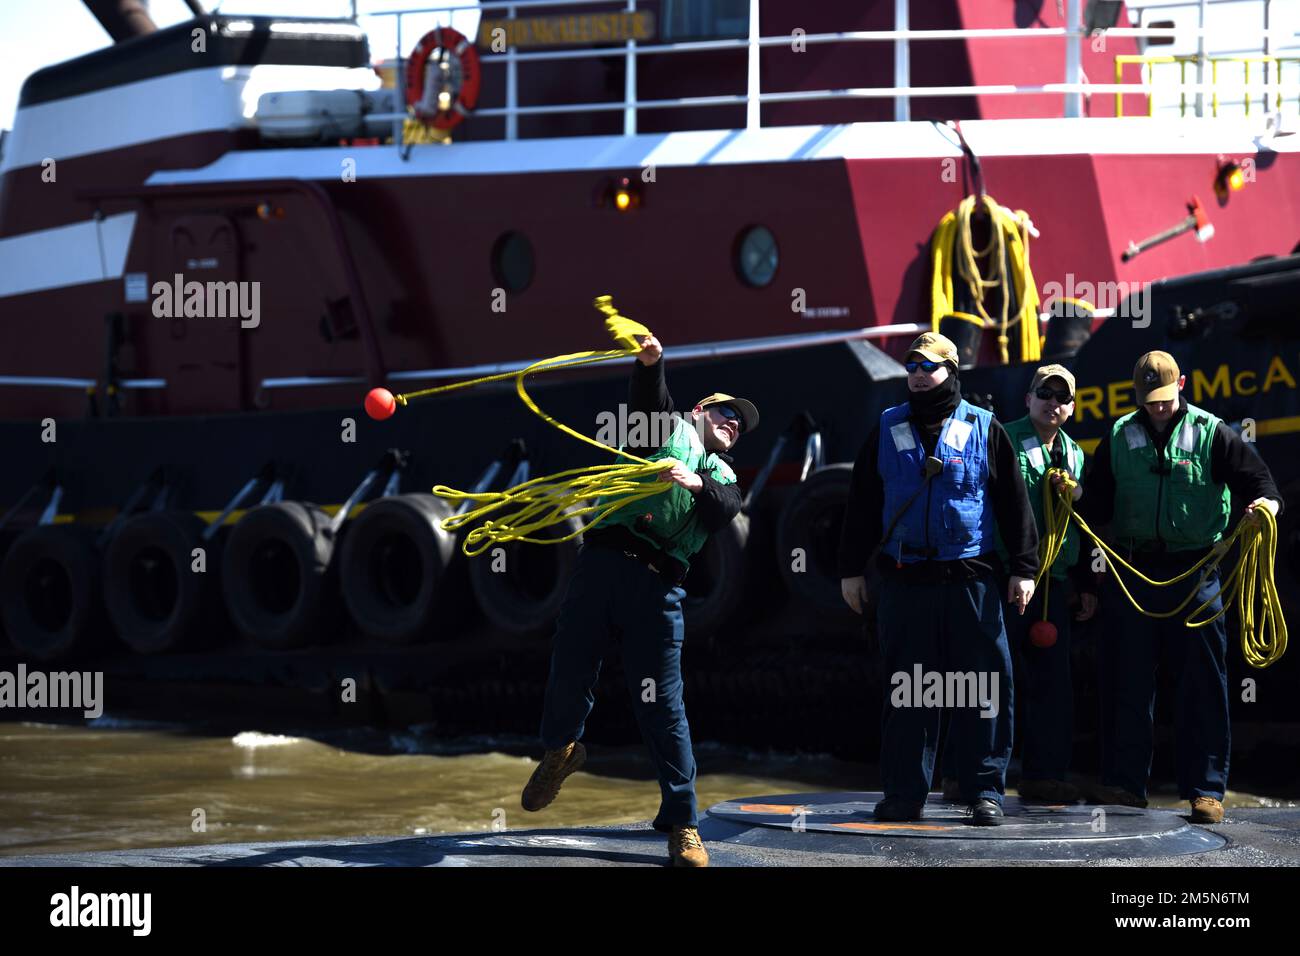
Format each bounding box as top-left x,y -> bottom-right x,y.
520,741 -> 586,812
1086,783 -> 1148,808
941,777 -> 962,802
668,825 -> 709,867
1190,796 -> 1225,824
1019,778 -> 1081,802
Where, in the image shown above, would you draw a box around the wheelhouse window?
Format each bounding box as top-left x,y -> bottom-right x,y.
659,0 -> 749,41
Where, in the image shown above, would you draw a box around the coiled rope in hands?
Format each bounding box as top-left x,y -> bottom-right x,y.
1035,467 -> 1286,668
372,297 -> 676,556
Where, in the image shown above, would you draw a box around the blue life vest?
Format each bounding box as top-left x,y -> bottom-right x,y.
876,399 -> 995,563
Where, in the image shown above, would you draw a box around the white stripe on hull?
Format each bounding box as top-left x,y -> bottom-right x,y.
1,65 -> 381,172
0,213 -> 136,299
140,116 -> 1299,187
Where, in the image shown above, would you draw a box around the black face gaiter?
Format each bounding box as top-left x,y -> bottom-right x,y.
908,370 -> 961,426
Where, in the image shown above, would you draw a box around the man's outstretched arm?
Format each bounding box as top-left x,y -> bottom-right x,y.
630,335 -> 674,417
626,335 -> 674,457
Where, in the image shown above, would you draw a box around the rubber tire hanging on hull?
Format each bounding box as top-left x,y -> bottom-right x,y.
775,463 -> 859,627
0,526 -> 21,647
339,493 -> 466,644
221,502 -> 337,650
468,513 -> 582,637
102,511 -> 221,654
0,525 -> 104,661
682,512 -> 751,638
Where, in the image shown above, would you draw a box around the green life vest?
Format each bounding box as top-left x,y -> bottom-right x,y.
598,415 -> 737,566
998,415 -> 1084,580
1110,402 -> 1232,551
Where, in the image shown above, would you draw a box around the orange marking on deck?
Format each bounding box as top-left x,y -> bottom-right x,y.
831,822 -> 953,832
737,804 -> 803,814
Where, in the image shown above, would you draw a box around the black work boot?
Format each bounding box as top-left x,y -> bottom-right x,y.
873,796 -> 924,822
967,798 -> 1004,826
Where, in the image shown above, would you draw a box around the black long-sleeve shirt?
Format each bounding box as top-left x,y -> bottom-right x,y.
621,356 -> 742,533
583,358 -> 743,582
1080,396 -> 1283,548
837,413 -> 1039,582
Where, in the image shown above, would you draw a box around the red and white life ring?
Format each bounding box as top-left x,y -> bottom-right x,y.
405,27 -> 481,130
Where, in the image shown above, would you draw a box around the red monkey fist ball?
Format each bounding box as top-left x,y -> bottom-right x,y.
365,387 -> 397,420
1029,620 -> 1058,648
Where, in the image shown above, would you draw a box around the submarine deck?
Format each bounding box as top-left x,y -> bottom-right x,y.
4,793 -> 1298,867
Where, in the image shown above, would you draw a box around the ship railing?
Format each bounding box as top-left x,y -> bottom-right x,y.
1124,0 -> 1291,117
359,0 -> 1300,149
0,377 -> 165,390
0,305 -> 1112,399
250,307 -> 1117,394
1115,54 -> 1300,117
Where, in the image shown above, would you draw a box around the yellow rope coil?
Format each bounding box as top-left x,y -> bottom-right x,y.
932,195 -> 1042,365
1030,470 -> 1075,624
1037,467 -> 1287,668
395,301 -> 677,556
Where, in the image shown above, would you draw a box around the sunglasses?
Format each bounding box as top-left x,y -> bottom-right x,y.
1035,386 -> 1073,403
712,404 -> 744,431
904,360 -> 942,374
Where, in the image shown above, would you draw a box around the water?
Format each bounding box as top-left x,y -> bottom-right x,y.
0,722 -> 860,856
1,722 -> 1292,857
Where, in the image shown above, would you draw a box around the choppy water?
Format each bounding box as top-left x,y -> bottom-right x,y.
1,721 -> 1292,857
0,722 -> 858,855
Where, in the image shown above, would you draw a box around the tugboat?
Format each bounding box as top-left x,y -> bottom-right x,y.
0,0 -> 1296,748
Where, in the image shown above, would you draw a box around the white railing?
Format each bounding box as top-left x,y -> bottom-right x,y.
359,0 -> 1300,142
1124,0 -> 1298,116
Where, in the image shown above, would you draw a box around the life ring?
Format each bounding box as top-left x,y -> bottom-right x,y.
405,27 -> 481,130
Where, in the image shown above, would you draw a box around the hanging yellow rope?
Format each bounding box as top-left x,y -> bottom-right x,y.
1035,467 -> 1287,668
930,194 -> 1042,364
1025,473 -> 1074,646
956,195 -> 1010,362
379,297 -> 677,556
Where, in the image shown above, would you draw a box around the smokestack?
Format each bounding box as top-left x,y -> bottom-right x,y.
84,1 -> 206,42
83,1 -> 156,42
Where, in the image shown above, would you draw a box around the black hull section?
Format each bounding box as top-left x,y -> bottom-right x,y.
0,341 -> 913,757
0,339 -> 905,515
2,256 -> 1298,765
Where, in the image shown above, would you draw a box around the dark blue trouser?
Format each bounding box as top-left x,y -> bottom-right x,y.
1097,562 -> 1230,801
876,570 -> 1013,805
942,578 -> 1075,782
539,545 -> 696,830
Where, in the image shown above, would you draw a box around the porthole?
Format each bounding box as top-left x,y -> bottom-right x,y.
491,231 -> 534,293
734,225 -> 778,288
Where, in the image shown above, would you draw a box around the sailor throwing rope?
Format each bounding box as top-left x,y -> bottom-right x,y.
519,332 -> 759,868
